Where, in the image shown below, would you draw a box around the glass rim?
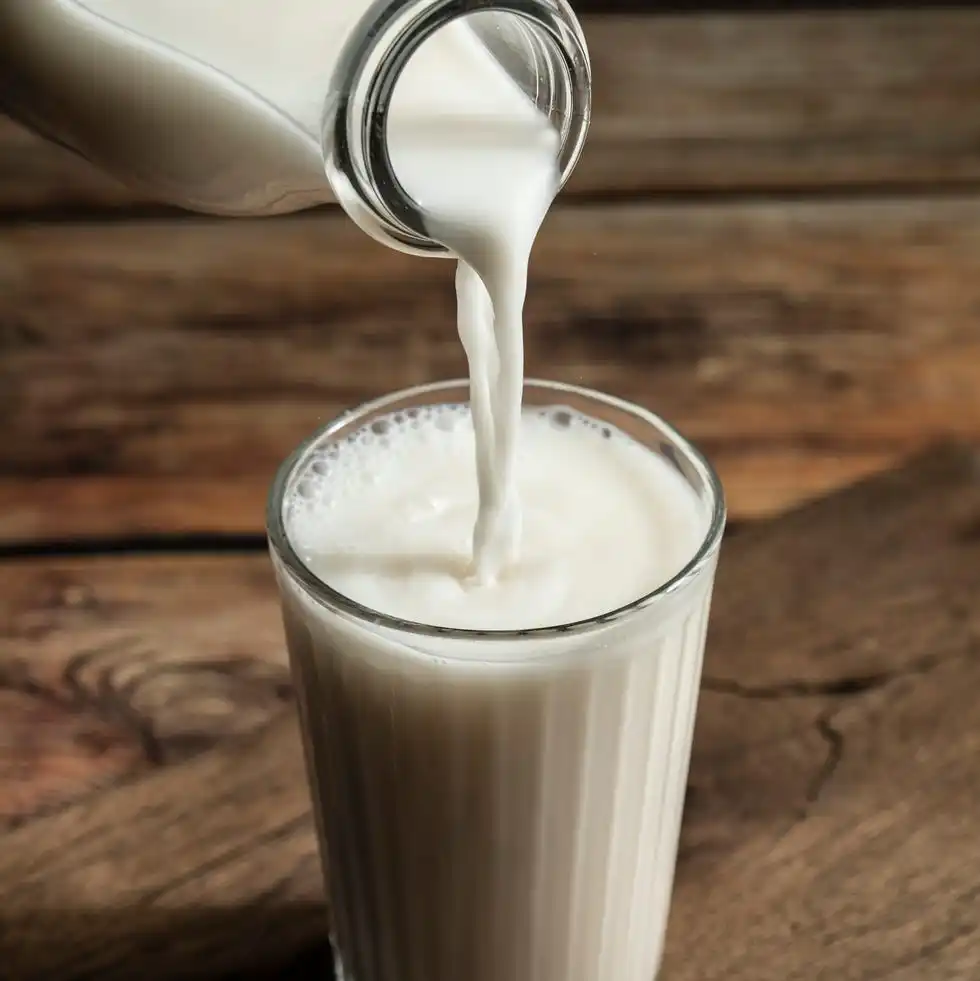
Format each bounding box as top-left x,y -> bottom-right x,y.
266,378 -> 726,642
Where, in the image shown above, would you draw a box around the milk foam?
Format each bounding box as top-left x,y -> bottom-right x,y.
286,404 -> 704,632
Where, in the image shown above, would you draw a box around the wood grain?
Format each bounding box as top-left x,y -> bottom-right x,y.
0,553 -> 290,823
1,444 -> 979,979
3,10 -> 980,214
3,194 -> 980,541
0,719 -> 325,981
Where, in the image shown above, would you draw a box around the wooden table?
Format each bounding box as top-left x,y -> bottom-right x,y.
2,8 -> 980,980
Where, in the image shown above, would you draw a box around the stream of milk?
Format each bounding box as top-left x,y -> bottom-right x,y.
76,0 -> 561,578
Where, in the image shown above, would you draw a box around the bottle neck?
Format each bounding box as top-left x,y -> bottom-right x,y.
323,0 -> 591,258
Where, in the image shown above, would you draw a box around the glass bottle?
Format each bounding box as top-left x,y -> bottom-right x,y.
0,0 -> 591,256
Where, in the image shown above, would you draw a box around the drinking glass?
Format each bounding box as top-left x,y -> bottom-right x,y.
267,378 -> 725,981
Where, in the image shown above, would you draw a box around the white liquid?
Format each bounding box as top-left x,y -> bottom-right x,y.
277,402 -> 716,981
288,404 -> 704,631
58,0 -> 547,213
387,113 -> 560,579
76,0 -> 541,133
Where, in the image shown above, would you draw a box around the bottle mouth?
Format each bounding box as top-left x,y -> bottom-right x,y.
323,0 -> 591,258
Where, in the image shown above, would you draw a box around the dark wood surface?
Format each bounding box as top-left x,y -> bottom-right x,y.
2,447 -> 979,980
4,195 -> 980,544
3,5 -> 980,979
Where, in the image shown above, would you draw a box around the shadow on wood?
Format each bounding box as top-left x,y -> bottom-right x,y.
2,906 -> 332,981
0,718 -> 328,981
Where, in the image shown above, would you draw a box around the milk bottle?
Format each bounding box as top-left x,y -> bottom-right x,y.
0,0 -> 591,251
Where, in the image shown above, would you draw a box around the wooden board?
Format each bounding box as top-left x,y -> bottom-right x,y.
1,444 -> 979,979
4,10 -> 980,214
3,194 -> 980,543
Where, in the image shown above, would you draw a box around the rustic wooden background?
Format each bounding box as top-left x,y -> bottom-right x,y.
4,9 -> 980,545
2,7 -> 980,980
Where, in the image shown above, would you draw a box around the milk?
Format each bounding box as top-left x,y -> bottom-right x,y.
387,113 -> 560,578
75,0 -> 540,131
60,0 -> 548,213
287,405 -> 704,631
275,395 -> 717,981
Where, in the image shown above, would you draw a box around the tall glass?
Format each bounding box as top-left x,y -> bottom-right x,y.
267,379 -> 725,981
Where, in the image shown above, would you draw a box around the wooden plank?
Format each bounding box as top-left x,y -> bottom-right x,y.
583,9 -> 980,194
0,717 -> 325,981
3,10 -> 980,213
0,477 -> 268,546
1,444 -> 979,979
3,193 -> 980,541
0,553 -> 290,824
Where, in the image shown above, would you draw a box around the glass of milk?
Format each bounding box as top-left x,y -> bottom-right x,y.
268,379 -> 725,981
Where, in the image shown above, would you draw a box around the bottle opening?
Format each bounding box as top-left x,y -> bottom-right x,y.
324,0 -> 591,258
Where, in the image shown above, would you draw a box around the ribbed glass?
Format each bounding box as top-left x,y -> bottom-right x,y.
268,379 -> 725,981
